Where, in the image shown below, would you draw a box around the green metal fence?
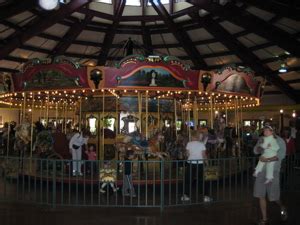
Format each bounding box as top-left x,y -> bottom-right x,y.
0,156 -> 299,210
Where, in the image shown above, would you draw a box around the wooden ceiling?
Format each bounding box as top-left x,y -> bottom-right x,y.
0,0 -> 299,103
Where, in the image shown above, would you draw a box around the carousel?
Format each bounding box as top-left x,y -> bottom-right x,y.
0,54 -> 261,183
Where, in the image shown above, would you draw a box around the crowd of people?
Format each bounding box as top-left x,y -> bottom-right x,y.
0,118 -> 299,224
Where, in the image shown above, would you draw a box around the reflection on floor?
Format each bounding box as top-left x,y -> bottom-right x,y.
0,191 -> 299,225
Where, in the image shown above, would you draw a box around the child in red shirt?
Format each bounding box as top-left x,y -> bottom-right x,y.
85,144 -> 97,175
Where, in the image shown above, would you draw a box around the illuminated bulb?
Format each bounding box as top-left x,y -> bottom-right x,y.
280,109 -> 284,114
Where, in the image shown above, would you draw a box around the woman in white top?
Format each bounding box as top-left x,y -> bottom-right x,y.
182,131 -> 207,201
69,129 -> 90,176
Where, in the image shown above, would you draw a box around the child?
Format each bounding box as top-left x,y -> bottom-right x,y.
253,125 -> 279,184
85,144 -> 97,175
122,148 -> 136,197
99,161 -> 119,193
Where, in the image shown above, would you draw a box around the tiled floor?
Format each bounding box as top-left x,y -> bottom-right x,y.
0,191 -> 299,225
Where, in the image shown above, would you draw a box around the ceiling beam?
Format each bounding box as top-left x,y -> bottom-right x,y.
242,0 -> 300,21
52,14 -> 93,56
0,0 -> 36,22
142,25 -> 153,55
0,67 -> 19,73
149,0 -> 207,69
0,0 -> 90,61
97,0 -> 126,65
192,15 -> 300,103
191,2 -> 300,57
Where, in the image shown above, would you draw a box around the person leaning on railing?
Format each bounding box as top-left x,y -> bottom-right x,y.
253,125 -> 287,225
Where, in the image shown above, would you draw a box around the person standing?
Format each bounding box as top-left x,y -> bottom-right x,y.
181,131 -> 207,202
253,125 -> 287,225
122,148 -> 136,197
69,129 -> 90,176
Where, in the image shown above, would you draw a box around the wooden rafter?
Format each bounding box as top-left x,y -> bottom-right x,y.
189,1 -> 300,57
192,14 -> 300,103
0,0 -> 90,60
149,0 -> 207,69
52,15 -> 93,56
0,0 -> 36,22
243,0 -> 300,21
97,0 -> 126,65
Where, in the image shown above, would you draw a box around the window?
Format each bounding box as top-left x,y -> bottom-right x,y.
126,0 -> 141,6
128,122 -> 137,133
95,0 -> 112,4
176,120 -> 182,131
148,0 -> 169,5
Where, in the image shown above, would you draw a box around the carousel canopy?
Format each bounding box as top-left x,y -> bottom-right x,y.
0,0 -> 299,103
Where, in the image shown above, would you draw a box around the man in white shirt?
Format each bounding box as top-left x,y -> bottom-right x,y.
181,131 -> 207,201
69,129 -> 90,176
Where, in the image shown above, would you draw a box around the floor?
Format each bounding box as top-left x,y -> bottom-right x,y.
0,191 -> 299,225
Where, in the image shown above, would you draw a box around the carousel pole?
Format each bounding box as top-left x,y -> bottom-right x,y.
46,93 -> 49,126
39,102 -> 42,123
158,98 -> 160,131
79,98 -> 82,131
55,102 -> 58,128
239,99 -> 243,157
188,109 -> 191,141
61,102 -> 64,133
115,95 -> 118,134
19,102 -> 22,124
236,98 -> 240,157
102,90 -> 105,161
73,103 -> 76,129
225,103 -> 228,126
210,95 -> 213,129
193,96 -> 198,130
6,121 -> 10,159
23,92 -> 26,122
64,102 -> 67,134
138,92 -> 142,133
174,98 -> 177,139
30,93 -> 34,172
145,91 -> 149,140
181,101 -> 183,130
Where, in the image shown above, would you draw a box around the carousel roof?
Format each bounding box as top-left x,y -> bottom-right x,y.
0,0 -> 299,103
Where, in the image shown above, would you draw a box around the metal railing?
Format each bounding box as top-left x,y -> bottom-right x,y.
0,156 -> 299,210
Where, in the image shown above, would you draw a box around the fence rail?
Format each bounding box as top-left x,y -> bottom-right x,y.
0,156 -> 299,210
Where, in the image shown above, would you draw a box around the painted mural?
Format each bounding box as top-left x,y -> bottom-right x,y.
119,67 -> 184,88
24,70 -> 81,90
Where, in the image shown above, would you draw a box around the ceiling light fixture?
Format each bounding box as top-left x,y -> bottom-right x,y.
39,0 -> 59,10
278,63 -> 288,73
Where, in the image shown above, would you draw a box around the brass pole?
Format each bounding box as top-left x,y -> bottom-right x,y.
79,98 -> 82,131
210,95 -> 213,129
115,95 -> 118,134
30,93 -> 34,172
158,98 -> 160,131
23,92 -> 26,122
174,98 -> 177,139
145,91 -> 148,140
102,90 -> 105,160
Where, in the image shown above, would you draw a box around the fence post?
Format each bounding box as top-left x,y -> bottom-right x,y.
52,160 -> 56,209
160,159 -> 164,212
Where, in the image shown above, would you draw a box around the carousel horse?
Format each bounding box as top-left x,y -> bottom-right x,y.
115,132 -> 169,160
33,128 -> 65,173
14,123 -> 31,156
165,134 -> 187,160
